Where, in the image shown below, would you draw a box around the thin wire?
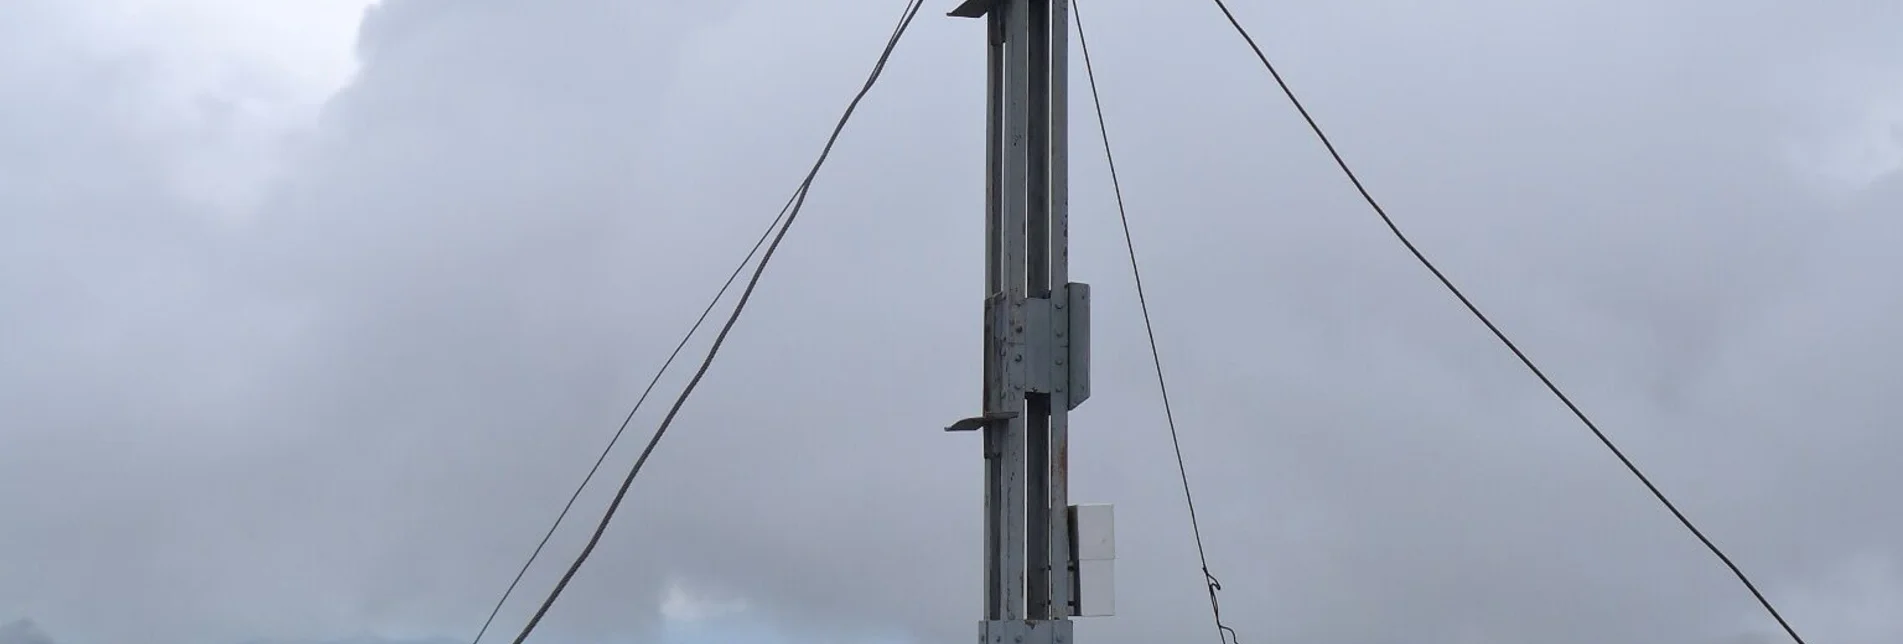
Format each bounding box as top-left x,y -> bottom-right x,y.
1072,3 -> 1236,643
472,1 -> 909,630
1202,2 -> 1807,643
468,190 -> 803,644
504,1 -> 926,641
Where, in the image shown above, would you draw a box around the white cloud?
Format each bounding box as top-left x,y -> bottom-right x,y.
660,580 -> 749,624
37,0 -> 378,216
1772,50 -> 1903,196
61,0 -> 370,95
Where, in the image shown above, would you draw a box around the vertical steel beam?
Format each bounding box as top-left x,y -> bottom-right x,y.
996,0 -> 1033,621
980,7 -> 1006,622
1044,0 -> 1074,619
951,0 -> 1094,637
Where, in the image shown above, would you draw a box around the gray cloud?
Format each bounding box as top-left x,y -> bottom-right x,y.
3,1 -> 1901,643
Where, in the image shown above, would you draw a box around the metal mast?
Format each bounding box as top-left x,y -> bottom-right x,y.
947,0 -> 1113,641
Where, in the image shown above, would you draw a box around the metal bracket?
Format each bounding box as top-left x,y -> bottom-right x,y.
949,0 -> 998,18
1064,282 -> 1091,409
946,410 -> 1019,432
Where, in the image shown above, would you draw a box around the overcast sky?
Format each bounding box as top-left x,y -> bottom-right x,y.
3,0 -> 1902,643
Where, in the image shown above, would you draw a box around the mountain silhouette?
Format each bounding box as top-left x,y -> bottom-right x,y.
0,620 -> 54,644
0,619 -> 458,644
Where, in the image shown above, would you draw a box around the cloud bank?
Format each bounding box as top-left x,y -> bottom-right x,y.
2,1 -> 1901,644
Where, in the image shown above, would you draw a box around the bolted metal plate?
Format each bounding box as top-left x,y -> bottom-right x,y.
979,620 -> 1073,644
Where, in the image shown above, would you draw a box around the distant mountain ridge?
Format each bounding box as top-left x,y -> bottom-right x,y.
0,621 -> 54,644
0,619 -> 455,644
240,638 -> 459,644
238,638 -> 461,644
